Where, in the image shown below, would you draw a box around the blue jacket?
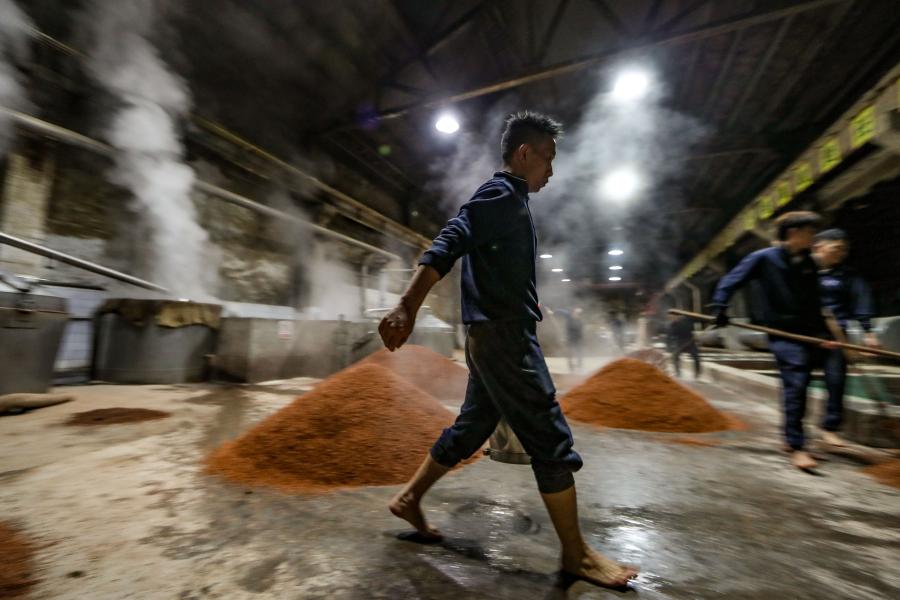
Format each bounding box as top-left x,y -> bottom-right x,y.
818,265 -> 874,332
418,172 -> 541,324
711,245 -> 826,335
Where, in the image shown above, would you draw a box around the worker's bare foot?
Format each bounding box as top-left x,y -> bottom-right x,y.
389,492 -> 442,542
791,450 -> 818,471
821,431 -> 847,448
562,545 -> 638,588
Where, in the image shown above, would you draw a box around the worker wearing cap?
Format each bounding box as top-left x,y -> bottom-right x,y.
710,211 -> 833,471
665,313 -> 700,379
812,228 -> 878,447
378,111 -> 637,588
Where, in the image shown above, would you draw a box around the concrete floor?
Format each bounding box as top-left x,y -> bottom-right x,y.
1,366 -> 899,599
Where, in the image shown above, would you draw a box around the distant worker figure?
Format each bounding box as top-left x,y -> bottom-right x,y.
710,211 -> 836,471
549,306 -> 586,372
608,312 -> 625,353
378,112 -> 638,588
812,228 -> 879,447
665,313 -> 700,379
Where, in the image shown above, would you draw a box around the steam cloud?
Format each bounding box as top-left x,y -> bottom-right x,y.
84,0 -> 219,299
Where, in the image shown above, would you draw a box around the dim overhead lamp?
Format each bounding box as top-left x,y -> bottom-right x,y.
539,254 -> 553,259
609,276 -> 622,282
612,69 -> 650,101
601,167 -> 641,202
435,113 -> 460,134
609,265 -> 623,270
551,268 -> 564,272
608,249 -> 624,256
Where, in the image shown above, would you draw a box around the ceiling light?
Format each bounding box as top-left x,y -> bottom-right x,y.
551,268 -> 563,272
561,278 -> 571,282
435,113 -> 460,134
609,265 -> 623,270
608,249 -> 624,256
609,276 -> 622,282
612,69 -> 650,101
539,254 -> 553,259
601,167 -> 641,202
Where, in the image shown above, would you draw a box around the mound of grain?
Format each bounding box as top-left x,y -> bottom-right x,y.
362,345 -> 469,400
205,362 -> 467,492
560,358 -> 733,433
0,522 -> 38,598
863,459 -> 900,489
65,407 -> 170,426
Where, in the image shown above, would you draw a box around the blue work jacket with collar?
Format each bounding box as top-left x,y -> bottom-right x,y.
711,245 -> 827,336
418,171 -> 542,324
818,265 -> 874,332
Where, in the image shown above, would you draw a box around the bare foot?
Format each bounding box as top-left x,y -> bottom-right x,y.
791,450 -> 818,471
389,492 -> 442,542
821,431 -> 847,448
562,545 -> 639,588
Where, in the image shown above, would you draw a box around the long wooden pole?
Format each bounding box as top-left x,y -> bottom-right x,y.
667,309 -> 900,361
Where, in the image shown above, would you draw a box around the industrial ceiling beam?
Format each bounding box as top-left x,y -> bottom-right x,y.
641,0 -> 665,33
533,0 -> 571,66
378,0 -> 491,89
759,1 -> 856,129
587,0 -> 632,38
369,0 -> 849,122
724,15 -> 795,128
654,0 -> 709,34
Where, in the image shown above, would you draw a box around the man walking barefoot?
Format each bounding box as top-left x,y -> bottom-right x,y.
379,112 -> 637,588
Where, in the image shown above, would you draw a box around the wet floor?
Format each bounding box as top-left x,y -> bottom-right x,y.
0,376 -> 898,599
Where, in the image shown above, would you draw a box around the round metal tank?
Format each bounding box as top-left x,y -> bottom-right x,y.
0,273 -> 69,394
92,298 -> 222,384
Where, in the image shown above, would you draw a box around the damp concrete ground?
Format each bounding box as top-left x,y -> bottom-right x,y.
0,365 -> 898,599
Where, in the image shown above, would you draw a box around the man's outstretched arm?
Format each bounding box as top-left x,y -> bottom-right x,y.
378,265 -> 442,351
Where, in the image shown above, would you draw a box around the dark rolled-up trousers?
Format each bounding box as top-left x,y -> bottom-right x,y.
430,319 -> 582,494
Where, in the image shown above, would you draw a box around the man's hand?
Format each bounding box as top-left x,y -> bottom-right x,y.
379,302 -> 416,351
820,340 -> 841,350
713,310 -> 729,329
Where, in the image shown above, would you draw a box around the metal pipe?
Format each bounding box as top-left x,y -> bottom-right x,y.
0,107 -> 401,261
0,232 -> 169,293
372,0 -> 848,121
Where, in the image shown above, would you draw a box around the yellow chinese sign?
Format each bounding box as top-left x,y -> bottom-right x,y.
819,137 -> 841,173
776,181 -> 792,207
850,106 -> 875,148
758,194 -> 775,220
793,162 -> 813,193
743,208 -> 756,231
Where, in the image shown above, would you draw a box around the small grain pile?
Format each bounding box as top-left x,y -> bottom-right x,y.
362,345 -> 469,400
65,407 -> 170,426
863,459 -> 900,489
560,358 -> 733,433
0,522 -> 38,598
205,362 -> 466,492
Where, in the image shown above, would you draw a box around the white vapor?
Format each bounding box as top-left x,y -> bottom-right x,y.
85,0 -> 220,299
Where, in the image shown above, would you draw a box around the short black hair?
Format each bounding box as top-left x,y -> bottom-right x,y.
815,228 -> 848,242
775,211 -> 821,241
500,111 -> 563,163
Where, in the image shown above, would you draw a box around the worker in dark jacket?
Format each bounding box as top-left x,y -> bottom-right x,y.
812,228 -> 879,447
378,111 -> 637,587
666,313 -> 700,378
710,211 -> 835,471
